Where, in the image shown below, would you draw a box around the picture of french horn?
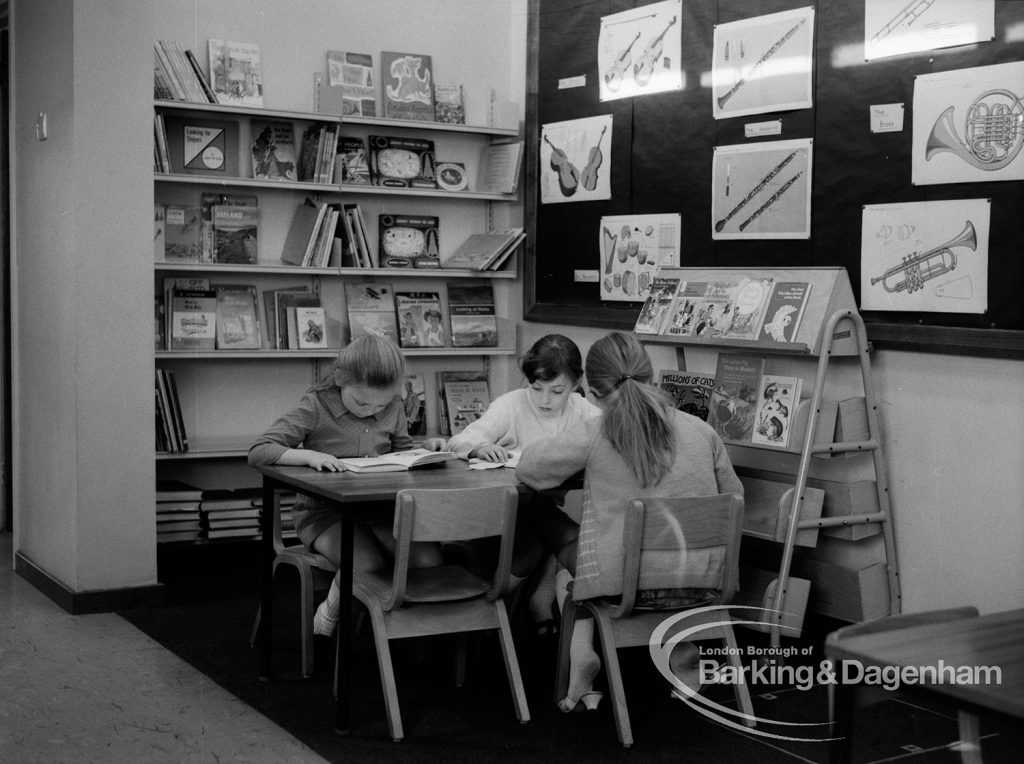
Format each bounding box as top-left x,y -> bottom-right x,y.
870,220 -> 976,294
925,89 -> 1024,171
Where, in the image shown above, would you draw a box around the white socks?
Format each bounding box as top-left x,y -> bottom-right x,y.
313,577 -> 340,636
528,554 -> 558,623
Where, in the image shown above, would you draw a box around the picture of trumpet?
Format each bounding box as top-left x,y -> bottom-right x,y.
926,89 -> 1024,171
870,220 -> 976,294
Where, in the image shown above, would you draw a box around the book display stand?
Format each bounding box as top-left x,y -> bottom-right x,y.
638,267 -> 900,647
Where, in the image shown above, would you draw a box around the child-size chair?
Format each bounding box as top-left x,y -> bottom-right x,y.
352,484 -> 530,742
250,492 -> 336,678
555,492 -> 754,747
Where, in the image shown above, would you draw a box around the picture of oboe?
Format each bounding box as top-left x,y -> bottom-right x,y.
738,171 -> 803,232
717,17 -> 807,110
714,151 -> 797,232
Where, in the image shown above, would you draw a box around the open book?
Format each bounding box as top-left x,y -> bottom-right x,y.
338,448 -> 455,473
467,449 -> 522,470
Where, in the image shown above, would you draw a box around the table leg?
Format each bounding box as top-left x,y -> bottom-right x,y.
335,511 -> 355,734
258,477 -> 277,680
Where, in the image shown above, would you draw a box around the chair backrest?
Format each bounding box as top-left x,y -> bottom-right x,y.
613,493 -> 743,618
387,485 -> 519,608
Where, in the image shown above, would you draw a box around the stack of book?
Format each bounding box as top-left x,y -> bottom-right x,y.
156,480 -> 203,543
298,124 -> 340,184
154,40 -> 217,104
280,199 -> 344,268
200,488 -> 263,540
253,490 -> 298,541
155,369 -> 187,453
261,286 -> 328,350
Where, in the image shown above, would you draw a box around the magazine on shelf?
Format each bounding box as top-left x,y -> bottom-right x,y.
381,51 -> 435,122
656,370 -> 716,422
326,50 -> 377,116
339,448 -> 455,473
759,282 -> 812,343
445,228 -> 525,271
722,277 -> 774,341
250,120 -> 297,181
208,39 -> 263,107
395,292 -> 444,348
634,276 -> 682,334
751,374 -> 803,449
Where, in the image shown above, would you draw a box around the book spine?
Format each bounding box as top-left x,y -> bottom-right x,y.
155,42 -> 186,101
184,49 -> 217,103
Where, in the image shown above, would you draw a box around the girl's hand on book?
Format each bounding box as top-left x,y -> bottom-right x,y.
422,437 -> 448,452
307,452 -> 346,472
472,443 -> 508,463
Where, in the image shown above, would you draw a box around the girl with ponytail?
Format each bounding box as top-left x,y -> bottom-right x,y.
517,332 -> 742,711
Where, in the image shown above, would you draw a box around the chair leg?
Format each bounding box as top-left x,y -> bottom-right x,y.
495,601 -> 531,723
722,626 -> 755,726
454,634 -> 468,688
956,711 -> 982,764
591,607 -> 632,748
365,605 -> 404,742
299,566 -> 316,679
553,597 -> 577,705
250,603 -> 262,649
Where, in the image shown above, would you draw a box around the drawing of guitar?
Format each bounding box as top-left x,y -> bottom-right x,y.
581,125 -> 607,192
634,15 -> 677,87
543,135 -> 580,196
604,32 -> 641,93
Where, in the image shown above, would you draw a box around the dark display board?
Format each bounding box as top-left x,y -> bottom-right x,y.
524,0 -> 1024,356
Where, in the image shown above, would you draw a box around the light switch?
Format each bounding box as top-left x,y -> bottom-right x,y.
35,112 -> 47,141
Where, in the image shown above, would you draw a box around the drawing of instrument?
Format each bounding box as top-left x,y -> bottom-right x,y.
738,171 -> 803,232
715,150 -> 797,232
717,17 -> 806,110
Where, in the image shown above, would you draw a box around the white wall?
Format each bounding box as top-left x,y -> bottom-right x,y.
522,320 -> 1024,615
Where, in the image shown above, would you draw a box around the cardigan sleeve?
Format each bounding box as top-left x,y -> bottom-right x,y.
446,393 -> 515,459
247,393 -> 319,467
516,418 -> 596,490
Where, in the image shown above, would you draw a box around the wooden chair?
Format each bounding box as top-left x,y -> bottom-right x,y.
250,492 -> 336,678
555,493 -> 754,748
352,485 -> 530,742
825,607 -> 982,764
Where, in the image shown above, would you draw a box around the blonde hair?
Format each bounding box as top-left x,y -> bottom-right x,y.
585,332 -> 675,487
331,334 -> 406,389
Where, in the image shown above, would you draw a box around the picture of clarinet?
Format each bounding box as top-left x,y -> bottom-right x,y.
738,171 -> 803,232
717,17 -> 807,110
714,150 -> 797,233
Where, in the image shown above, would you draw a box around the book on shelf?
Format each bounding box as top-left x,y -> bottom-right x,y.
339,448 -> 455,474
155,41 -> 208,103
444,228 -> 525,271
163,204 -> 203,262
664,281 -> 708,337
379,213 -> 440,269
294,306 -> 328,349
169,288 -> 217,351
163,116 -> 240,177
437,371 -> 488,436
435,161 -> 469,192
344,282 -> 398,343
656,370 -> 716,422
447,282 -> 498,347
153,43 -> 182,101
208,39 -> 263,107
156,479 -> 204,502
280,200 -> 327,266
200,487 -> 263,511
634,276 -> 683,334
434,83 -> 465,124
317,124 -> 340,184
261,285 -> 308,349
690,281 -> 740,339
381,51 -> 435,122
153,114 -> 170,172
183,48 -> 218,103
444,379 -> 492,436
154,204 -> 166,261
706,352 -> 765,443
155,368 -> 188,452
394,291 -> 444,348
214,284 -> 261,350
155,295 -> 165,350
161,276 -> 211,348
326,50 -> 377,116
278,292 -> 321,349
477,141 -> 524,194
251,120 -> 298,181
722,277 -> 774,341
211,203 -> 258,264
201,192 -> 258,263
337,136 -> 372,185
751,374 -> 803,449
368,135 -> 437,189
157,518 -> 203,534
403,373 -> 427,437
759,282 -> 812,343
344,204 -> 377,268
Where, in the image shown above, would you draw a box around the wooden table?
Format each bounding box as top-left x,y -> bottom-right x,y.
255,461 -> 527,734
825,608 -> 1024,763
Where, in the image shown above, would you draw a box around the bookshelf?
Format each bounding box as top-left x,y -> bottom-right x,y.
636,267 -> 901,646
154,98 -> 522,542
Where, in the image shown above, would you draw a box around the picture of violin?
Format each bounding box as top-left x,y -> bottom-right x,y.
581,125 -> 607,192
543,135 -> 580,197
634,15 -> 677,87
604,32 -> 640,93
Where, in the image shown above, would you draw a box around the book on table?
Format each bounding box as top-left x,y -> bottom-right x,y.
447,282 -> 498,347
751,374 -> 803,449
381,51 -> 435,122
339,448 -> 455,474
251,120 -> 297,181
706,352 -> 765,443
758,282 -> 812,343
208,39 -> 263,107
214,283 -> 261,350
